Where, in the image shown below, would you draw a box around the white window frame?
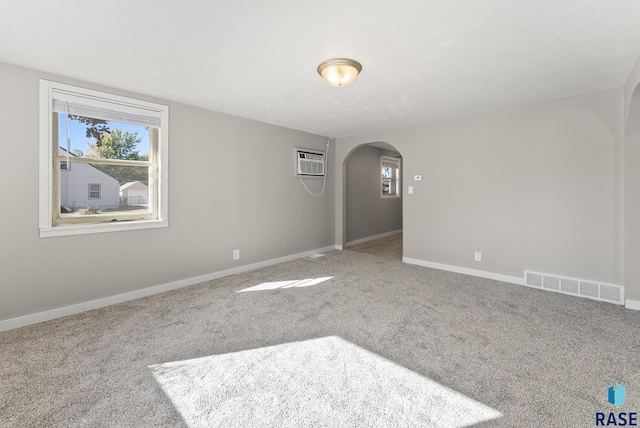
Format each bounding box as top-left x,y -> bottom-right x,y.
39,80 -> 169,237
381,156 -> 401,198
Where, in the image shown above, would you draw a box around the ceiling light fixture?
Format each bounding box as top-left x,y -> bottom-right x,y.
317,58 -> 362,87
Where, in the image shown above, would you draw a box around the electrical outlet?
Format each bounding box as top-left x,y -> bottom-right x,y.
475,251 -> 482,261
233,249 -> 240,260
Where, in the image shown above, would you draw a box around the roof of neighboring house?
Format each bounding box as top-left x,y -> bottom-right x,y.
58,147 -> 120,182
58,146 -> 77,157
120,181 -> 148,191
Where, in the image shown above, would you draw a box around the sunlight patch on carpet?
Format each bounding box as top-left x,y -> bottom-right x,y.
149,336 -> 501,427
236,276 -> 333,293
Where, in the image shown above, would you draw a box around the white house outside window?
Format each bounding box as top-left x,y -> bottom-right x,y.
39,80 -> 169,237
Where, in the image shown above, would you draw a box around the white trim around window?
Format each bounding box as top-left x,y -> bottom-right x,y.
39,80 -> 169,237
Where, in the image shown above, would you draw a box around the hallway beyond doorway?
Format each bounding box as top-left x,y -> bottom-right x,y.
347,233 -> 402,260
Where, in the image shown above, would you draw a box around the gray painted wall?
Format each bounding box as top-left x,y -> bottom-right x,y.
346,145 -> 402,243
2,57 -> 636,321
624,53 -> 640,302
0,62 -> 335,321
336,89 -> 624,286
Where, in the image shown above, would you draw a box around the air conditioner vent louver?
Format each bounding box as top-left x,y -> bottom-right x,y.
524,270 -> 623,305
295,148 -> 325,177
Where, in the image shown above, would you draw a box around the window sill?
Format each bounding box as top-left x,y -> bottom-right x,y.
39,219 -> 168,238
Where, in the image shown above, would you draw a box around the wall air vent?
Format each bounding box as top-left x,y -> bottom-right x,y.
294,148 -> 325,177
524,270 -> 624,305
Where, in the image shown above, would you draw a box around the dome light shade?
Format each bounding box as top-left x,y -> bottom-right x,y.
317,58 -> 362,87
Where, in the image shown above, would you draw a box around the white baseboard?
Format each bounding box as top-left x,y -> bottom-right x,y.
7,249 -> 635,332
0,245 -> 337,332
626,299 -> 640,310
347,229 -> 402,247
403,257 -> 638,309
402,257 -> 525,286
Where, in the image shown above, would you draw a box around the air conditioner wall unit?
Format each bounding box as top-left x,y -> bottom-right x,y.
294,147 -> 325,178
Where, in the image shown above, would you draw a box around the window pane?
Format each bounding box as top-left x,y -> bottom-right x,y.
42,80 -> 168,236
58,114 -> 152,161
381,156 -> 400,197
88,183 -> 101,200
59,161 -> 152,219
382,178 -> 391,194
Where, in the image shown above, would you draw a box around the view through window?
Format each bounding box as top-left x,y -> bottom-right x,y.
381,156 -> 401,197
39,80 -> 168,237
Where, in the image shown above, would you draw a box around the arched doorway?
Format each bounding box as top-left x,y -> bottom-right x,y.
343,142 -> 403,259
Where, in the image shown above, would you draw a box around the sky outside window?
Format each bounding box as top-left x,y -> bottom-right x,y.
58,114 -> 150,158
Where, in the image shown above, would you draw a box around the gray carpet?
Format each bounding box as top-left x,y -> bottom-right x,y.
150,336 -> 500,427
1,249 -> 640,427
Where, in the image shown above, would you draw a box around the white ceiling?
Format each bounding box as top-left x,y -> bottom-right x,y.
1,1 -> 639,138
